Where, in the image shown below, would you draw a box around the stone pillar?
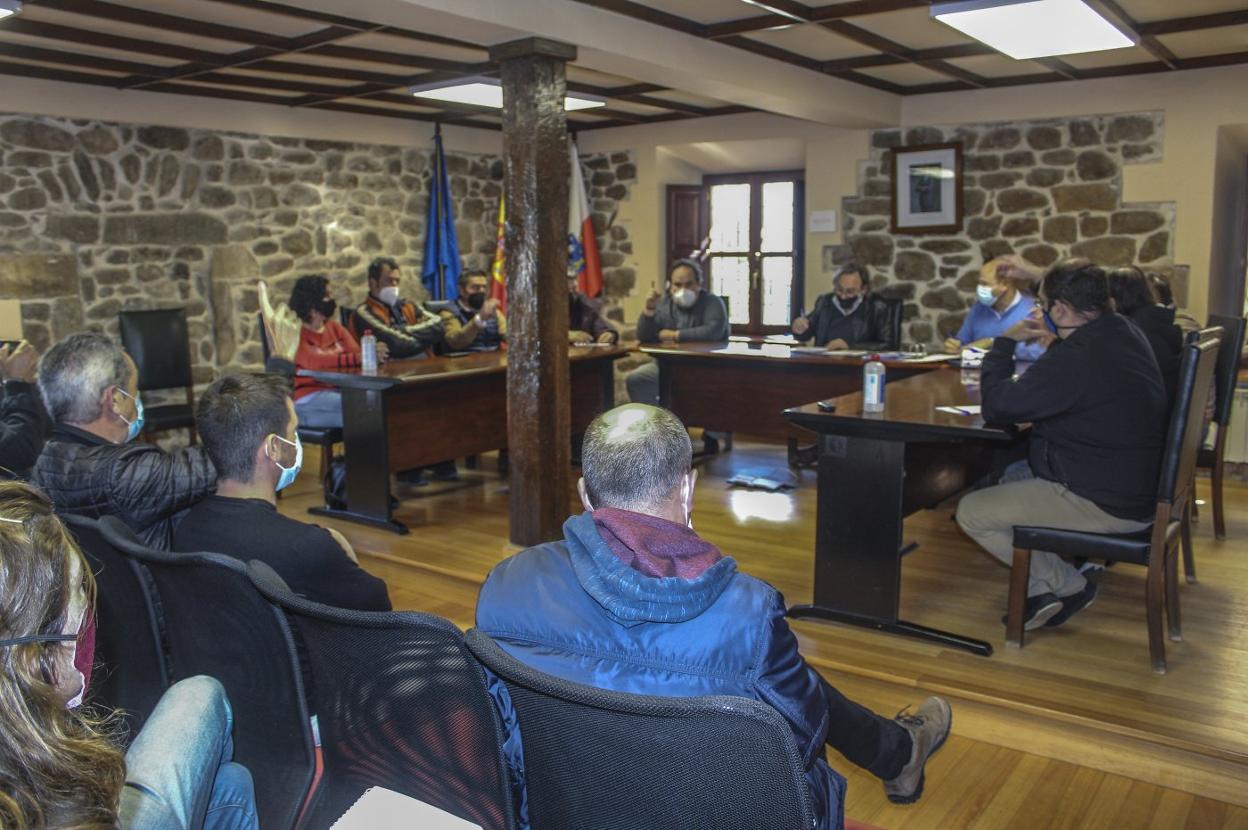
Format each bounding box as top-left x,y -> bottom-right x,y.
490,37 -> 574,546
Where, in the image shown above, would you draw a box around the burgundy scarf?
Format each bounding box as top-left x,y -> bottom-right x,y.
592,507 -> 723,579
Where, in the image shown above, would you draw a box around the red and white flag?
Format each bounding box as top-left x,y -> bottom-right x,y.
568,138 -> 604,298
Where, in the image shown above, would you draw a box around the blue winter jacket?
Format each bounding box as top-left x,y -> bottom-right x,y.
476,512 -> 846,830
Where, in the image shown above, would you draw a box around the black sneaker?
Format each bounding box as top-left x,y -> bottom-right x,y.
428,461 -> 459,482
396,469 -> 428,487
1045,582 -> 1098,628
1001,592 -> 1063,630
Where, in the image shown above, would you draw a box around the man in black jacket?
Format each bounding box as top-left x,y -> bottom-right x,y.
792,264 -> 898,350
0,340 -> 49,478
173,373 -> 390,611
348,257 -> 444,360
955,259 -> 1168,630
32,332 -> 216,549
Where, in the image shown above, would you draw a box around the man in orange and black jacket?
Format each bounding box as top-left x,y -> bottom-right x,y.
349,257 -> 445,359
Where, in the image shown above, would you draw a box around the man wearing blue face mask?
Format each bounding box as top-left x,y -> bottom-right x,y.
792,264 -> 898,350
944,258 -> 1052,359
32,332 -> 217,549
173,373 -> 390,611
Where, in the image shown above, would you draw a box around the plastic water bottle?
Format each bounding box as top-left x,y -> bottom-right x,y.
361,329 -> 378,375
863,353 -> 886,413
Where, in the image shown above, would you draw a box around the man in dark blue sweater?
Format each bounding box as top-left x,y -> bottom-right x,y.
956,259 -> 1168,630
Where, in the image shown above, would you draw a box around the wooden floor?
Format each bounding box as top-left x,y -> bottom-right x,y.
279,440 -> 1248,830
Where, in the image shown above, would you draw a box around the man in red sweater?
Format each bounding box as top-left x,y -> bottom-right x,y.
289,274 -> 387,428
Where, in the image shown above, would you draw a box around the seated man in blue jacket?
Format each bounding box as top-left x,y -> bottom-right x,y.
944,257 -> 1051,360
477,404 -> 951,827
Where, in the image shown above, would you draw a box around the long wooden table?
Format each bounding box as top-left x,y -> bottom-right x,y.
640,341 -> 955,440
301,346 -> 627,533
784,369 -> 1029,655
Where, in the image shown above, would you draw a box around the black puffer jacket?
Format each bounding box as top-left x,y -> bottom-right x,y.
33,424 -> 217,549
0,380 -> 51,479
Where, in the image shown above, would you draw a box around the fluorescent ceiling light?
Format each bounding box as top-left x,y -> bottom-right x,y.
410,76 -> 607,112
0,0 -> 22,20
931,0 -> 1135,60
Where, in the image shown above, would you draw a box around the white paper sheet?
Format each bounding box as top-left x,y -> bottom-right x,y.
331,788 -> 482,830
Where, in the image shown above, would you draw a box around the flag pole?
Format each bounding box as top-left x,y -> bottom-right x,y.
434,122 -> 444,300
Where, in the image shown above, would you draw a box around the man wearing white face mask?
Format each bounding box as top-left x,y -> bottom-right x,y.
349,257 -> 445,360
32,333 -> 216,550
792,263 -> 898,351
943,257 -> 1051,359
627,259 -> 729,453
477,404 -> 951,825
173,373 -> 390,611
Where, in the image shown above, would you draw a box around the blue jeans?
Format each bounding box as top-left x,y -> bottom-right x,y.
120,676 -> 258,830
295,389 -> 344,429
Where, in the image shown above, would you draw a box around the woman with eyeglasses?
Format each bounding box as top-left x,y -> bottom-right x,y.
0,480 -> 257,830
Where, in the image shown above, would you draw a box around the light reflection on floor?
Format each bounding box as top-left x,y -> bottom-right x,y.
727,488 -> 795,523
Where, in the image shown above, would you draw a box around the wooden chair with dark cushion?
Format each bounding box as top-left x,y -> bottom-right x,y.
1007,333 -> 1222,673
118,308 -> 196,442
1195,314 -> 1246,540
464,627 -> 820,830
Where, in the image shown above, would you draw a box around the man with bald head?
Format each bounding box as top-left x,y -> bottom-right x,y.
477,404 -> 951,824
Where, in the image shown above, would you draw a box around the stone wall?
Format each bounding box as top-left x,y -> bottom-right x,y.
825,112 -> 1176,346
0,113 -> 635,396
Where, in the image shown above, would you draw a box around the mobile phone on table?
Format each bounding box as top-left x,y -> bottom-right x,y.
816,400 -> 836,412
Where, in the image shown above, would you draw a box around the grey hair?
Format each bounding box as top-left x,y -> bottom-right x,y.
581,404 -> 692,512
37,332 -> 131,425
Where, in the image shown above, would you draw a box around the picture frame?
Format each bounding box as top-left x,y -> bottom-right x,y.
890,142 -> 963,235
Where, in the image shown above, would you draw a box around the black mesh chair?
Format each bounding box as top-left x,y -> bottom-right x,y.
1195,314 -> 1246,540
258,312 -> 342,506
464,628 -> 816,830
118,308 -> 197,442
98,517 -> 316,829
247,561 -> 515,830
61,513 -> 169,741
1008,334 -> 1222,672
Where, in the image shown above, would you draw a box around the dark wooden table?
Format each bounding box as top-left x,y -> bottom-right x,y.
301,345 -> 627,533
784,369 -> 1029,656
640,341 -> 955,440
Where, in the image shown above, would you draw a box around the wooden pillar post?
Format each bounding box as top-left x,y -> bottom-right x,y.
491,37 -> 574,546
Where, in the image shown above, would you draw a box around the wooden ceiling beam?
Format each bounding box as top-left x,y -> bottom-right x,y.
1137,10 -> 1248,36
32,0 -> 293,49
1089,0 -> 1179,69
822,42 -> 990,72
707,0 -> 928,39
557,0 -> 706,37
0,41 -> 164,76
306,44 -> 481,73
0,17 -> 224,63
819,19 -> 988,87
119,25 -> 370,89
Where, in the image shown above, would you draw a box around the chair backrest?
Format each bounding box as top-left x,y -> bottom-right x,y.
464,628 -> 815,830
425,299 -> 456,315
1158,333 -> 1222,506
60,513 -> 169,741
98,517 -> 315,830
1204,314 -> 1246,426
878,296 -> 903,349
118,308 -> 193,392
338,305 -> 353,328
247,561 -> 515,830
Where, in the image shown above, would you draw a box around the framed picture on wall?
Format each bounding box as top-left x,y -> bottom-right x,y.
890,142 -> 963,235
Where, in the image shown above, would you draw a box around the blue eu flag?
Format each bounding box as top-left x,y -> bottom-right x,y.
421,127 -> 461,301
